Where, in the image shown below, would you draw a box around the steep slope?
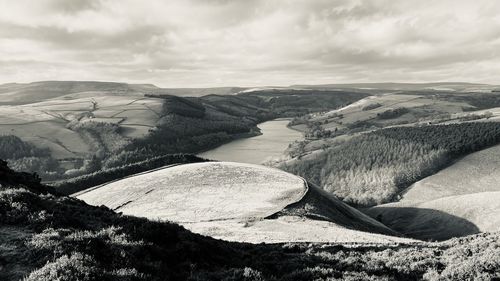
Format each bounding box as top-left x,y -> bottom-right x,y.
268,182 -> 394,235
77,162 -> 408,243
401,143 -> 500,202
364,143 -> 500,241
367,191 -> 500,241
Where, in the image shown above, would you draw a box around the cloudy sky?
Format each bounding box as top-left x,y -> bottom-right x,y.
1,0 -> 500,87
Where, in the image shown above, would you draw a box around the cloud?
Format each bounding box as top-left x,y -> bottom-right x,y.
0,0 -> 499,87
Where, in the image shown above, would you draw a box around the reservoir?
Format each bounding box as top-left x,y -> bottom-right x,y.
197,119 -> 303,164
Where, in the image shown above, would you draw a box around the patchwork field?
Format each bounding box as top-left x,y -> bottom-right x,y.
77,162 -> 413,244
303,93 -> 472,133
0,92 -> 164,160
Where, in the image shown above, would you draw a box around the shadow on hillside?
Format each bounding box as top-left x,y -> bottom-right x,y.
366,207 -> 480,241
268,182 -> 398,236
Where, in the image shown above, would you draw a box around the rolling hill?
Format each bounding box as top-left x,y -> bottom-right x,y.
2,159 -> 500,280
365,143 -> 500,241
401,143 -> 500,202
367,191 -> 500,241
76,162 -> 409,244
292,82 -> 499,92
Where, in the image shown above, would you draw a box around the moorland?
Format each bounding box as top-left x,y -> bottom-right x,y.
2,81 -> 500,280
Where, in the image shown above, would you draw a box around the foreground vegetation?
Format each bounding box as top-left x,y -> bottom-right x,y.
282,122 -> 500,206
0,160 -> 499,280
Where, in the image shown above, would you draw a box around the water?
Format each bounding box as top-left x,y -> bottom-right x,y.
197,119 -> 303,164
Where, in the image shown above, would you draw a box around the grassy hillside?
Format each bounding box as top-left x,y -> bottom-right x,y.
401,143 -> 500,202
367,191 -> 500,241
77,162 -> 403,243
77,162 -> 308,223
1,160 -> 500,280
363,143 -> 500,241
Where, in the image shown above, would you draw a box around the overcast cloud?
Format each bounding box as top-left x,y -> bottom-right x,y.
1,0 -> 499,87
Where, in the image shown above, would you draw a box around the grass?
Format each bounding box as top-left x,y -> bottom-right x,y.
367,191 -> 500,241
402,143 -> 500,202
77,162 -> 412,244
78,162 -> 307,223
364,142 -> 500,241
1,159 -> 500,280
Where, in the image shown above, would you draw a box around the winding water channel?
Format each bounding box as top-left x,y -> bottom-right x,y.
197,119 -> 303,164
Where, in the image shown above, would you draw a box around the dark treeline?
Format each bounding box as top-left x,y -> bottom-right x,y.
376,107 -> 409,119
54,154 -> 207,195
2,160 -> 499,281
0,135 -> 51,159
283,122 -> 500,206
374,122 -> 500,155
0,135 -> 61,180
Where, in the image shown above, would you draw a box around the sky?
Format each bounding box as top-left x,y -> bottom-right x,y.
1,0 -> 500,87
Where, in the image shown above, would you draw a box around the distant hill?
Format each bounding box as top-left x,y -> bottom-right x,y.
0,81 -> 162,105
77,162 -> 405,243
291,82 -> 499,92
160,86 -> 248,97
0,81 -> 250,105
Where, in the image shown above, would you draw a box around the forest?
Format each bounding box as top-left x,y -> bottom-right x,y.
0,135 -> 61,180
282,122 -> 500,206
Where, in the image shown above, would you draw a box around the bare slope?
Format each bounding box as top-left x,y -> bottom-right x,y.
77,162 -> 307,222
401,143 -> 500,202
367,191 -> 500,241
364,143 -> 500,241
77,162 -> 410,244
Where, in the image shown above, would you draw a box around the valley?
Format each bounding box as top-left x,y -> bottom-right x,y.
0,81 -> 367,183
2,81 -> 500,280
197,118 -> 303,164
4,1 -> 500,279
